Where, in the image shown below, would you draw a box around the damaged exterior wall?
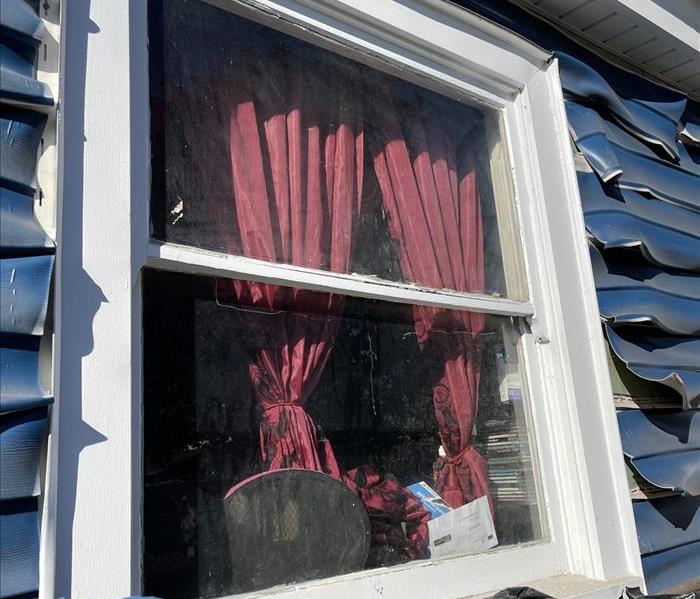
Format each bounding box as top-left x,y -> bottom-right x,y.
0,1 -> 56,598
454,0 -> 700,593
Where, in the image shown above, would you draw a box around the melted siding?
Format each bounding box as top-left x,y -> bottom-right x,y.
559,39 -> 700,596
0,2 -> 53,598
590,244 -> 700,336
578,172 -> 700,272
452,0 -> 700,592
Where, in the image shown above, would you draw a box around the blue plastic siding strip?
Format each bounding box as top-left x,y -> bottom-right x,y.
589,244 -> 700,335
605,326 -> 700,410
630,449 -> 700,496
0,40 -> 36,80
618,410 -> 700,459
0,188 -> 53,254
0,255 -> 53,336
0,65 -> 53,106
578,172 -> 700,272
0,107 -> 47,195
634,496 -> 700,555
568,109 -> 700,211
0,498 -> 39,599
556,51 -> 685,161
0,0 -> 44,45
596,288 -> 700,336
566,102 -> 622,181
682,122 -> 700,146
0,335 -> 52,415
613,144 -> 700,213
642,540 -> 700,594
0,407 -> 47,501
567,103 -> 700,176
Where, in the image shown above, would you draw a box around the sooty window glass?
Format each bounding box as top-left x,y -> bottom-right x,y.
149,0 -> 527,300
143,270 -> 544,599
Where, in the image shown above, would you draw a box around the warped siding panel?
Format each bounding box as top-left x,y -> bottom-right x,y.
606,326 -> 700,410
579,172 -> 700,272
0,335 -> 51,414
0,498 -> 40,599
0,407 -> 47,501
0,0 -> 45,46
461,1 -> 700,591
0,0 -> 52,108
634,495 -> 700,555
682,122 -> 700,146
590,245 -> 700,335
0,2 -> 53,597
629,450 -> 700,496
0,188 -> 54,254
555,51 -> 685,160
0,107 -> 47,195
0,256 -> 53,335
557,32 -> 700,593
450,0 -> 699,591
566,103 -> 700,211
1,40 -> 38,81
641,540 -> 700,595
566,102 -> 700,177
618,410 -> 700,459
0,66 -> 52,107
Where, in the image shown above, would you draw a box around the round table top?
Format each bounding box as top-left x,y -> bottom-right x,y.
223,468 -> 371,594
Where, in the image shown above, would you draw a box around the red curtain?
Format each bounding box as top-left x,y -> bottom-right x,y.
370,82 -> 493,512
223,53 -> 362,475
221,51 -> 430,559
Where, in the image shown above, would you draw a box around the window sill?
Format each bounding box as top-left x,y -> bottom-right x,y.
466,575 -> 643,599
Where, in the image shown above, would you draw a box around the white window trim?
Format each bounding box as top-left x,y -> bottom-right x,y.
147,241 -> 536,317
46,1 -> 643,598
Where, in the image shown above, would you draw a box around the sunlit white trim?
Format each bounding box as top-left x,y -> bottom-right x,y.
147,241 -> 535,317
208,0 -> 551,105
232,542 -> 564,599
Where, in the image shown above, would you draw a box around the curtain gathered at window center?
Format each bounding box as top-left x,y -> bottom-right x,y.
218,47 -> 430,560
224,51 -> 362,476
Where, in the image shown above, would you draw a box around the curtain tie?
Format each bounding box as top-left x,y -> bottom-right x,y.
437,443 -> 477,468
262,402 -> 304,414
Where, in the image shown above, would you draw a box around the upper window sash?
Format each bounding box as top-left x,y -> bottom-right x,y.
147,240 -> 535,317
148,0 -> 538,307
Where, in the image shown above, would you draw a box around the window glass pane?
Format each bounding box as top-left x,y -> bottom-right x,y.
143,270 -> 545,599
149,0 -> 527,300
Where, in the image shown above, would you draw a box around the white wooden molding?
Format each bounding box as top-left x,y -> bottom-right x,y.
147,241 -> 535,317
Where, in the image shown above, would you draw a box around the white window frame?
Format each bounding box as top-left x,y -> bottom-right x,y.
46,1 -> 643,598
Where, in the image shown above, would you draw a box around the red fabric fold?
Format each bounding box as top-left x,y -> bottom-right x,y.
344,465 -> 430,560
221,51 -> 429,560
225,52 -> 362,474
371,81 -> 493,512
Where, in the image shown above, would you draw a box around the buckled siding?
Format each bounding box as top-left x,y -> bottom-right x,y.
0,1 -> 55,598
453,1 -> 699,593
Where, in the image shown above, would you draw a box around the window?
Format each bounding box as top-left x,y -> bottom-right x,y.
50,1 -> 642,598
144,1 -> 545,596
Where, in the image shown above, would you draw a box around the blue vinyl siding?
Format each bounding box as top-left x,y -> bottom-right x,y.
0,1 -> 53,598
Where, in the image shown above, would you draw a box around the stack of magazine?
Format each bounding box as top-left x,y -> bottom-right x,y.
481,418 -> 536,505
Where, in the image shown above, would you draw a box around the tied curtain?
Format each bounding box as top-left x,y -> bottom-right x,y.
224,50 -> 361,478
369,82 -> 493,512
221,48 -> 429,560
